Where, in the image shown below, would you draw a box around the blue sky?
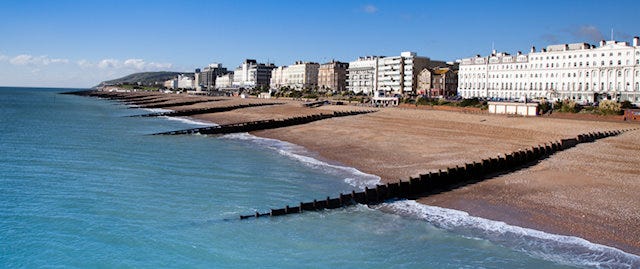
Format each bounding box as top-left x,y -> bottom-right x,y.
1,0 -> 639,88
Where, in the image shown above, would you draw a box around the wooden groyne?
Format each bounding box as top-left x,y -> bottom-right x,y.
240,128 -> 638,220
134,100 -> 217,109
152,110 -> 377,136
132,103 -> 284,117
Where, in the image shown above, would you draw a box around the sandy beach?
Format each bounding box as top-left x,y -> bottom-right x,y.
256,104 -> 640,255
104,91 -> 640,255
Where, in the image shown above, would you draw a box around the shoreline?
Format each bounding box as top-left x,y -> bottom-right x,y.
96,91 -> 640,256
175,112 -> 640,262
252,108 -> 640,256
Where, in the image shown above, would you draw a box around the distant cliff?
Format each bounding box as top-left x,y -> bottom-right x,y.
97,71 -> 193,87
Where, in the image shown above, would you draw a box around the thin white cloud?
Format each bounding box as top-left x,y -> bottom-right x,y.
571,25 -> 605,42
98,58 -> 120,69
9,54 -> 69,66
124,58 -> 145,69
93,58 -> 172,71
124,58 -> 172,70
363,4 -> 378,14
76,59 -> 94,68
1,53 -> 175,88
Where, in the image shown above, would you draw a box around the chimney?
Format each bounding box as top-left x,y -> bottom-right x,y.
634,36 -> 639,47
600,40 -> 606,47
491,49 -> 497,55
530,46 -> 536,53
517,51 -> 522,56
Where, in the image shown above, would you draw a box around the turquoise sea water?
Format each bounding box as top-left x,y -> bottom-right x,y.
1,87 -> 638,268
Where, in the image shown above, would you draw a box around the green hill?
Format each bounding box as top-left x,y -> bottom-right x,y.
97,71 -> 193,87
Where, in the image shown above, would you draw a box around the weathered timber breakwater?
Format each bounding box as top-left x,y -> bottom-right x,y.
132,103 -> 285,117
151,110 -> 377,135
133,99 -> 217,109
240,128 -> 638,220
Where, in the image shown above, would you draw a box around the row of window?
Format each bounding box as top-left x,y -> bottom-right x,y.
460,81 -> 640,91
460,90 -> 640,102
530,50 -> 639,61
462,69 -> 640,80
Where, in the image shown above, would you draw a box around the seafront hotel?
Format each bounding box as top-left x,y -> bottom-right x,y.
458,37 -> 640,103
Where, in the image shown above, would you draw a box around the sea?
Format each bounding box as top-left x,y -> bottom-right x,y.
1,87 -> 638,268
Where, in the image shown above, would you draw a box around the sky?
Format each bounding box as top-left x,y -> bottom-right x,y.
1,0 -> 639,88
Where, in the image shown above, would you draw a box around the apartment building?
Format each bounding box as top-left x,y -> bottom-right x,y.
318,60 -> 348,92
232,59 -> 276,88
346,56 -> 381,95
269,61 -> 319,89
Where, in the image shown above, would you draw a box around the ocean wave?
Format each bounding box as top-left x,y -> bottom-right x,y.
221,133 -> 380,189
142,108 -> 173,113
159,116 -> 217,127
385,200 -> 640,269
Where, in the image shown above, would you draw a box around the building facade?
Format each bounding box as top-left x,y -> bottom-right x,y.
458,37 -> 640,103
215,73 -> 234,89
318,60 -> 348,92
269,61 -> 320,90
177,74 -> 195,89
286,61 -> 319,89
232,59 -> 276,88
270,66 -> 287,89
346,56 -> 381,95
163,78 -> 177,89
194,68 -> 202,91
417,67 -> 458,97
377,52 -> 445,96
200,63 -> 228,90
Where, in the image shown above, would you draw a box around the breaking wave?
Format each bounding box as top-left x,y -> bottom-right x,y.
221,133 -> 380,189
384,200 -> 640,269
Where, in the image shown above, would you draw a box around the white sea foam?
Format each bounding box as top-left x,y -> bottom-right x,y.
143,108 -> 173,113
384,200 -> 640,269
160,116 -> 217,127
221,133 -> 380,189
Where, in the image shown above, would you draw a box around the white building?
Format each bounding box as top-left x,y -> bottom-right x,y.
286,61 -> 319,89
377,52 -> 443,97
232,59 -> 276,88
200,63 -> 228,90
163,78 -> 177,89
458,37 -> 640,104
215,73 -> 234,89
269,61 -> 319,90
177,74 -> 195,89
347,56 -> 381,95
270,66 -> 287,89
